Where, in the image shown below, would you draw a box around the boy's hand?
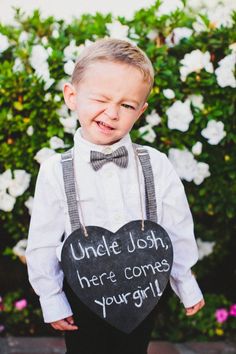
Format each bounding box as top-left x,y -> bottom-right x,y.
50,316 -> 78,331
185,298 -> 205,316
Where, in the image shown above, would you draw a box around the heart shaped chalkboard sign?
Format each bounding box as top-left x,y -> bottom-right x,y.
61,220 -> 173,333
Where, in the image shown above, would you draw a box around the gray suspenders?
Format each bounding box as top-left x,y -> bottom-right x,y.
61,145 -> 157,233
133,145 -> 157,223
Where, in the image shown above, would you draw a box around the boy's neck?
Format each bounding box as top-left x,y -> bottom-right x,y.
79,128 -> 126,148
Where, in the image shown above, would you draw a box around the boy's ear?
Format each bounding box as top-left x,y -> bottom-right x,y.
63,83 -> 77,111
141,102 -> 148,114
136,102 -> 148,121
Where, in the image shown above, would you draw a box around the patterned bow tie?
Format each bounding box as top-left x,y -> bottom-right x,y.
90,146 -> 128,171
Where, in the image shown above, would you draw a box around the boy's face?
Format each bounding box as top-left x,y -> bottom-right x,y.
64,61 -> 149,145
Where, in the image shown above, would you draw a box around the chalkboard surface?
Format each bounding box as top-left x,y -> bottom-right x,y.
61,220 -> 173,333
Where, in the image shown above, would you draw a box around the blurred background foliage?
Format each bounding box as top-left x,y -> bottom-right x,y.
0,0 -> 235,340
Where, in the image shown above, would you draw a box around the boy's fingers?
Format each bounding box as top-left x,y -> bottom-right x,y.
51,319 -> 78,331
186,307 -> 197,316
186,299 -> 205,316
67,316 -> 75,324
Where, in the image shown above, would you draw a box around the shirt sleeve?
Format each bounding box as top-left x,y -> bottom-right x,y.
25,157 -> 73,323
160,155 -> 203,308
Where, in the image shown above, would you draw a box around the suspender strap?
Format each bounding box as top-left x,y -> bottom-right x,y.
134,145 -> 158,224
61,149 -> 81,232
61,145 -> 158,231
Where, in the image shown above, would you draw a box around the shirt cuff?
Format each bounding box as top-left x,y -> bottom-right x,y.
169,272 -> 203,308
39,291 -> 73,323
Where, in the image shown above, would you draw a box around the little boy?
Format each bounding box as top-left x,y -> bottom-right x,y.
26,38 -> 204,354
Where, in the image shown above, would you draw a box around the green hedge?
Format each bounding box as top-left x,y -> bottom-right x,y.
0,0 -> 235,339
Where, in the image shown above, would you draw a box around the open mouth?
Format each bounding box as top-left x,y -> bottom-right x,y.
96,121 -> 114,131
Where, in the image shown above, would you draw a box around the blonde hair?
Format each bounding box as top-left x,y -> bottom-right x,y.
71,38 -> 154,94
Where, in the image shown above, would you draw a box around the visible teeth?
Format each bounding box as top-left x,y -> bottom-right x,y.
100,121 -> 111,128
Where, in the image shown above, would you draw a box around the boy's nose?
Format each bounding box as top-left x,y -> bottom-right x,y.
104,105 -> 119,120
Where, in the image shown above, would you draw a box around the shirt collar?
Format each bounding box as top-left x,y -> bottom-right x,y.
73,127 -> 133,163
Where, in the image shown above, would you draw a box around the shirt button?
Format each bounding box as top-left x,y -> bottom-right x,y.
102,147 -> 113,154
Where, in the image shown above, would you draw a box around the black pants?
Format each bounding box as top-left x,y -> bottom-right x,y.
63,280 -> 156,354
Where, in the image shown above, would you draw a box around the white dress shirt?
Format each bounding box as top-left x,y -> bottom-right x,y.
26,128 -> 203,323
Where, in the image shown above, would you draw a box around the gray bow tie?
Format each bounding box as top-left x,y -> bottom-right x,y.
90,146 -> 128,171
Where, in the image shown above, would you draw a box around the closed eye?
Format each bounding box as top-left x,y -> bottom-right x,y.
121,103 -> 135,110
89,97 -> 106,103
95,99 -> 106,103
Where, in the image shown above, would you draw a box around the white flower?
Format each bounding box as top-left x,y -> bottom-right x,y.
63,40 -> 84,61
188,94 -> 204,109
64,60 -> 75,76
52,22 -> 60,31
41,36 -> 48,46
138,125 -> 156,143
55,78 -> 68,91
47,47 -> 53,56
145,110 -> 161,126
0,170 -> 12,191
168,148 -> 197,182
44,78 -> 55,91
29,45 -> 49,69
128,28 -> 139,40
197,238 -> 215,260
187,0 -> 216,12
193,162 -> 210,185
44,93 -> 51,101
192,141 -> 203,155
31,60 -> 51,83
54,94 -> 61,102
8,170 -> 31,197
13,239 -> 28,257
169,147 -> 210,184
165,27 -> 193,47
59,116 -> 77,134
0,33 -> 10,53
147,30 -> 159,41
0,168 -> 30,209
19,31 -> 29,43
201,120 -> 226,145
180,49 -> 214,81
157,0 -> 184,16
24,196 -> 34,215
208,5 -> 234,28
52,29 -> 59,38
49,136 -> 65,150
29,45 -> 54,88
0,190 -> 16,212
34,147 -> 56,164
186,0 -> 202,12
215,53 -> 236,88
57,104 -> 68,117
106,20 -> 129,40
84,39 -> 94,48
163,89 -> 175,99
166,100 -> 194,132
188,0 -> 236,25
33,62 -> 50,81
26,126 -> 34,136
192,16 -> 209,33
13,58 -> 24,72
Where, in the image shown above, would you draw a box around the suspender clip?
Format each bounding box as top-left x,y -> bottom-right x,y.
61,155 -> 73,162
135,148 -> 149,156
